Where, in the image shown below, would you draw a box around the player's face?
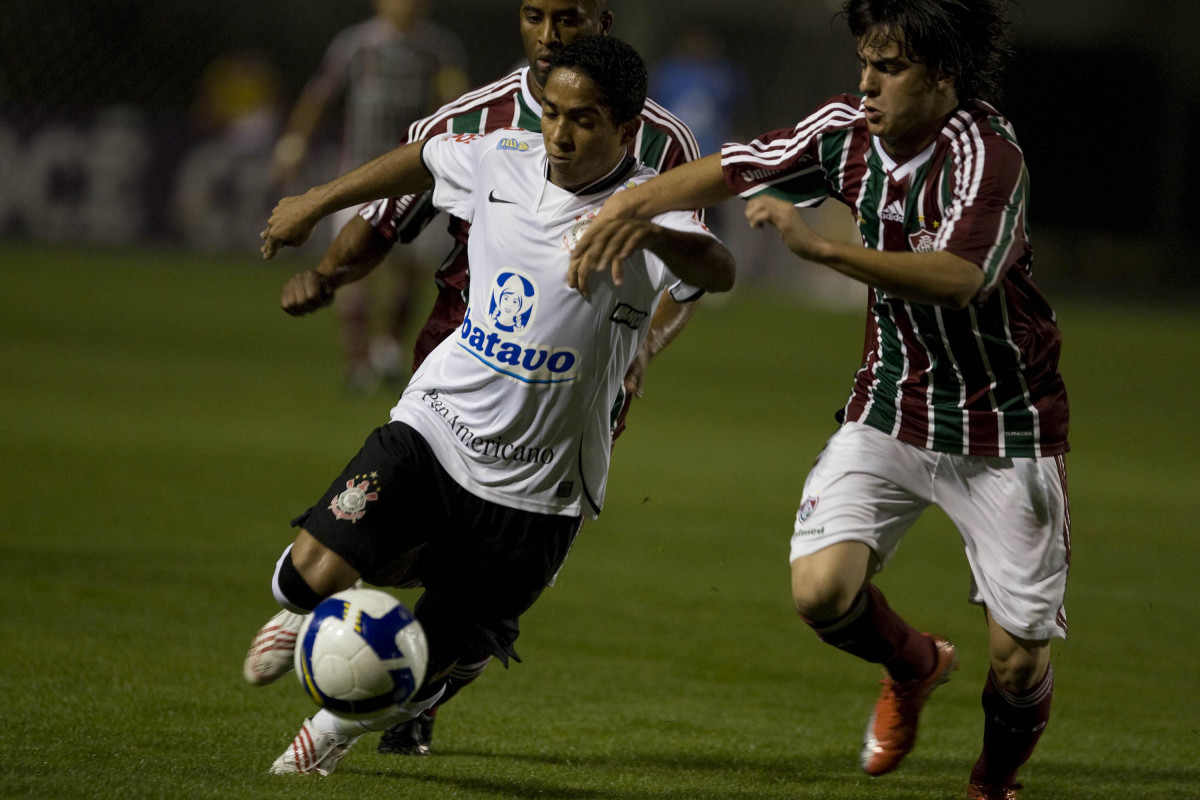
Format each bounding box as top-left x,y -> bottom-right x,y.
519,1 -> 613,94
857,32 -> 956,161
375,0 -> 426,31
541,67 -> 635,191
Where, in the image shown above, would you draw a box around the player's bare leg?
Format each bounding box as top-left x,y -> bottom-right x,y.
967,611 -> 1052,798
243,531 -> 361,685
791,542 -> 957,776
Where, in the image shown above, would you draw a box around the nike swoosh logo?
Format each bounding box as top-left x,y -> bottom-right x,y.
488,190 -> 517,205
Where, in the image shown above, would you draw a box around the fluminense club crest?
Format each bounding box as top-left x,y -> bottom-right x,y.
908,217 -> 940,253
330,474 -> 381,523
798,495 -> 819,524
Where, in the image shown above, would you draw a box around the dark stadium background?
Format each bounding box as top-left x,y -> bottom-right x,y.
1,0 -> 1193,301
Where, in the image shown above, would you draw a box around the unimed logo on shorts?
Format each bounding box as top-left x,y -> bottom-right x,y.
458,269 -> 579,384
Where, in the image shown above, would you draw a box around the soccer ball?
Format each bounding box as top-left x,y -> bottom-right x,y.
294,587 -> 428,719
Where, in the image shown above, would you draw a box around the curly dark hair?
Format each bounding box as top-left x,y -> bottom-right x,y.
842,0 -> 1015,103
548,35 -> 647,124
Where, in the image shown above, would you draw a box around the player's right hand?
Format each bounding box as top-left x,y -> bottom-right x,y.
260,191 -> 322,260
281,269 -> 336,316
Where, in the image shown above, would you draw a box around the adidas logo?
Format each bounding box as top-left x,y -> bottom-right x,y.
880,200 -> 905,222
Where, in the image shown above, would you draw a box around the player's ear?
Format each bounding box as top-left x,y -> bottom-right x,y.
599,11 -> 614,35
617,117 -> 639,147
931,68 -> 958,98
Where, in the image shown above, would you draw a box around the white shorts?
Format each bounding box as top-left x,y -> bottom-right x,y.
790,423 -> 1071,641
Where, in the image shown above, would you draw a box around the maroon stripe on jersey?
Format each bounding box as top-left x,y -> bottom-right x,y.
843,290 -> 881,424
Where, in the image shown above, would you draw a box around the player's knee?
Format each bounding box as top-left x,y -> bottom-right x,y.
271,544 -> 323,613
790,562 -> 860,622
989,642 -> 1050,692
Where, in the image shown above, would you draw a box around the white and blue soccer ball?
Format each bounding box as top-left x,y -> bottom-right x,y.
294,587 -> 428,719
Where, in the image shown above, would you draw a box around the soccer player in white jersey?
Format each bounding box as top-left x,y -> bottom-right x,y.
253,35 -> 734,776
571,2 -> 1068,798
249,0 -> 707,757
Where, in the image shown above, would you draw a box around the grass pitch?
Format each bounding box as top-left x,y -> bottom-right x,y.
1,241 -> 1197,799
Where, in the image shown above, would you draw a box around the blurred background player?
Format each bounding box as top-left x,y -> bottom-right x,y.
569,1 -> 1069,797
246,0 -> 707,758
268,0 -> 468,392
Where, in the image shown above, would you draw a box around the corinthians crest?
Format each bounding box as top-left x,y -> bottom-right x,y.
329,474 -> 380,523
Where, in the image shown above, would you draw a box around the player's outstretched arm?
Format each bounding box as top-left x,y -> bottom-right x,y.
568,219 -> 734,300
745,195 -> 984,308
261,139 -> 433,260
569,154 -> 732,293
280,215 -> 395,316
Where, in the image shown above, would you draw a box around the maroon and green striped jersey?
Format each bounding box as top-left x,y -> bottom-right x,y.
722,94 -> 1068,458
362,65 -> 701,294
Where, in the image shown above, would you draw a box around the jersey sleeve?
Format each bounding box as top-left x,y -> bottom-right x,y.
720,95 -> 861,207
936,127 -> 1032,300
419,132 -> 489,223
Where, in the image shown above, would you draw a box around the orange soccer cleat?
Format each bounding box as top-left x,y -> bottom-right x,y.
860,633 -> 958,776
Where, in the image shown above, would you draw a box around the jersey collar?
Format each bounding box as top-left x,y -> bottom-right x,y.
543,153 -> 638,198
871,136 -> 936,182
519,67 -> 542,121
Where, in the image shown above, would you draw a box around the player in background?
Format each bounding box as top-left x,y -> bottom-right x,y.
569,2 -> 1068,798
246,0 -> 706,756
255,35 -> 735,776
269,0 -> 469,392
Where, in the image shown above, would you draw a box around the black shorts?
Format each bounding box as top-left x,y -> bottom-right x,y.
293,421 -> 581,665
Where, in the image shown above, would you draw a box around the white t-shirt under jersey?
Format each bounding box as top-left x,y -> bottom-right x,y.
389,128 -> 711,519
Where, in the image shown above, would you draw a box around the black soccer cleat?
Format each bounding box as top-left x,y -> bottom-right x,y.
377,711 -> 435,756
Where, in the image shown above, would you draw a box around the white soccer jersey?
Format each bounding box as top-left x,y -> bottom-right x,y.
389,129 -> 711,519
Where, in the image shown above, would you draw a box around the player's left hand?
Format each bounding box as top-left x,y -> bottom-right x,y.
260,191 -> 322,260
567,218 -> 662,299
745,195 -> 824,261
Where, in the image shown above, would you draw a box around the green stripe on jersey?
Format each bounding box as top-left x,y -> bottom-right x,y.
637,126 -> 669,172
939,158 -> 955,208
762,177 -> 828,206
819,130 -> 850,195
516,100 -> 542,131
450,111 -> 484,134
856,147 -> 887,249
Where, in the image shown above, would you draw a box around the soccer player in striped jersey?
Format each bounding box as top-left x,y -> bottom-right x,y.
257,0 -> 706,756
268,0 -> 469,392
255,35 -> 734,776
570,2 -> 1067,798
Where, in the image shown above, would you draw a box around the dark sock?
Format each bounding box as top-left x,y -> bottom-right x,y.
970,665 -> 1054,786
807,584 -> 937,682
431,657 -> 490,713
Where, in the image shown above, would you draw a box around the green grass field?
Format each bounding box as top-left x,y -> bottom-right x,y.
2,241 -> 1197,799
